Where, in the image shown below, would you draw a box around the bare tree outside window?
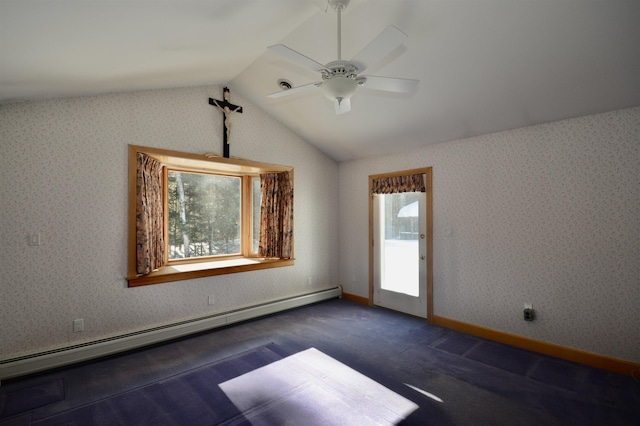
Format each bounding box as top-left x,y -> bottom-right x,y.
168,171 -> 241,259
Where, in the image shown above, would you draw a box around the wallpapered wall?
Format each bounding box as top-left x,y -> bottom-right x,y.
0,86 -> 339,359
338,107 -> 640,363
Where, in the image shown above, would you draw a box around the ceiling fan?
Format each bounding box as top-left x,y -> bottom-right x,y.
266,0 -> 419,114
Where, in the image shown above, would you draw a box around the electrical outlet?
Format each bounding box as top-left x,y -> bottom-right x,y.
208,295 -> 215,306
73,318 -> 84,332
307,277 -> 312,287
523,308 -> 535,322
523,303 -> 535,321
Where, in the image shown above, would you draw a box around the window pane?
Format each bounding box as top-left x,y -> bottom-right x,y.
382,192 -> 419,296
168,171 -> 241,259
252,177 -> 261,253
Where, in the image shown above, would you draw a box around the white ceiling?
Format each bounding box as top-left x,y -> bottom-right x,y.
2,0 -> 639,162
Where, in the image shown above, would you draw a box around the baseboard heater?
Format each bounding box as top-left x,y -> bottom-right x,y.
0,287 -> 342,381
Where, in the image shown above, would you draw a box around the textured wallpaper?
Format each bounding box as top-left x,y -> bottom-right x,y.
1,87 -> 638,365
0,86 -> 339,359
338,107 -> 640,363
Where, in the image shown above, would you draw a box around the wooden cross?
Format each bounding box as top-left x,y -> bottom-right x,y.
209,87 -> 243,158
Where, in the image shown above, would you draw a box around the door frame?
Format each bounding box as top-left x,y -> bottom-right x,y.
368,167 -> 433,321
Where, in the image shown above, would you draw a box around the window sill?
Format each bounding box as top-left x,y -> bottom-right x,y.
127,257 -> 294,287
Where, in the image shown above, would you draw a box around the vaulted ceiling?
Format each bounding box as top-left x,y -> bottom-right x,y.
2,0 -> 639,161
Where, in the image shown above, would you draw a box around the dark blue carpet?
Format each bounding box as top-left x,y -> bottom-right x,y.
30,344 -> 287,425
0,379 -> 64,417
529,358 -> 586,391
465,341 -> 539,376
1,300 -> 638,425
433,333 -> 479,356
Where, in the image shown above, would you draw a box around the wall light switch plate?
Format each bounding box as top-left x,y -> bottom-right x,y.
73,319 -> 84,332
28,233 -> 41,246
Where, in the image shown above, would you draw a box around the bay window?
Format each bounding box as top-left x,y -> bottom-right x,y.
127,145 -> 293,287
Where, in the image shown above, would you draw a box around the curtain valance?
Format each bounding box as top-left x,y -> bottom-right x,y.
371,173 -> 425,194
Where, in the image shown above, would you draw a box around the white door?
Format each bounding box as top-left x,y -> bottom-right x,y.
373,191 -> 427,318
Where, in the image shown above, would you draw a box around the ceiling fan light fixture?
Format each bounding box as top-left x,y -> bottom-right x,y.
322,76 -> 357,102
266,0 -> 419,114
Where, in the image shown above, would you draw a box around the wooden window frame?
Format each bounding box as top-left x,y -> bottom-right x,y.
368,167 -> 433,320
127,145 -> 294,287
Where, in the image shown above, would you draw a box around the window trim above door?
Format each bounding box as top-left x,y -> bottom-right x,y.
368,167 -> 433,320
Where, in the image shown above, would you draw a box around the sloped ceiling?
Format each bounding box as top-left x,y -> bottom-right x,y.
1,0 -> 639,161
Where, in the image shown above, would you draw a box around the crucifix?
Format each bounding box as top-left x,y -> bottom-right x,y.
209,87 -> 243,158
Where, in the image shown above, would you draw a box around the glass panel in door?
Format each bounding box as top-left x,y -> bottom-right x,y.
373,191 -> 426,318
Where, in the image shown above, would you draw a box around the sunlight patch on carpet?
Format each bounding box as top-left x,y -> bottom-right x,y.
219,348 -> 418,425
404,383 -> 444,403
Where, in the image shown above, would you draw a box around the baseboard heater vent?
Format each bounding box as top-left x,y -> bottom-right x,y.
1,287 -> 342,381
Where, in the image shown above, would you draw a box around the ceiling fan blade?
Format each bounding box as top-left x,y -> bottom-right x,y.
360,75 -> 419,93
267,81 -> 322,99
334,97 -> 351,115
311,0 -> 331,13
350,26 -> 407,73
268,44 -> 329,73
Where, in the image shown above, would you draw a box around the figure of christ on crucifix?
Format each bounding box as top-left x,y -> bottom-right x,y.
209,87 -> 243,158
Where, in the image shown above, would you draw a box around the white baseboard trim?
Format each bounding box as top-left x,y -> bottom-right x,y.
1,287 -> 342,381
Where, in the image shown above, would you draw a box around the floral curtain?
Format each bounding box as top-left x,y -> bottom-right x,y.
258,171 -> 293,259
136,153 -> 165,275
371,173 -> 426,194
